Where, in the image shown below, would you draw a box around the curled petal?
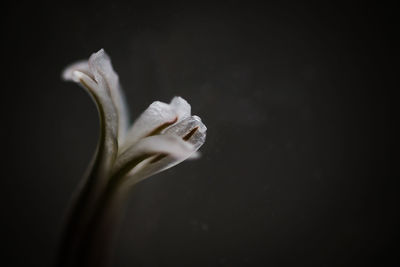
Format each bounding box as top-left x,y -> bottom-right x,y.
121,97 -> 192,153
63,59 -> 119,174
170,96 -> 191,122
88,49 -> 129,142
62,60 -> 93,81
164,115 -> 207,149
124,116 -> 207,186
111,135 -> 196,180
121,101 -> 177,152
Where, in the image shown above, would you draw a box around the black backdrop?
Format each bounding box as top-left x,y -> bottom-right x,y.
2,1 -> 396,266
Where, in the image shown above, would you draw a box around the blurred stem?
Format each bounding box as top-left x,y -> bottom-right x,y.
77,176 -> 129,267
56,84 -> 123,267
56,170 -> 129,267
56,169 -> 106,267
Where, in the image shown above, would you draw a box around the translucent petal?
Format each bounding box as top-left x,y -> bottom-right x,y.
164,115 -> 207,150
121,101 -> 178,153
123,115 -> 207,186
112,135 -> 196,179
63,65 -> 118,174
170,96 -> 191,122
121,97 -> 192,153
62,60 -> 93,81
88,49 -> 129,142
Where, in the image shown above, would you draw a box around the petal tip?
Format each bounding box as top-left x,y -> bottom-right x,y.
94,48 -> 106,57
61,60 -> 91,82
89,48 -> 109,69
61,69 -> 72,81
193,115 -> 207,133
170,96 -> 191,120
62,69 -> 82,82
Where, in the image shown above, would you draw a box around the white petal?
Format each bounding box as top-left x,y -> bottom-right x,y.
63,59 -> 119,173
121,97 -> 193,153
164,115 -> 207,150
170,96 -> 191,121
88,49 -> 129,142
124,152 -> 192,187
112,135 -> 196,179
123,116 -> 207,186
62,60 -> 93,81
121,101 -> 178,153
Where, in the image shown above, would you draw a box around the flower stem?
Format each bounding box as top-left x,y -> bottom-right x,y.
76,177 -> 129,267
56,163 -> 129,267
56,171 -> 105,267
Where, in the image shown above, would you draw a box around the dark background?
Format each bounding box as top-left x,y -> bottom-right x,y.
2,1 -> 397,266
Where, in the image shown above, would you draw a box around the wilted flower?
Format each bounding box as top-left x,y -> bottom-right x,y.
62,49 -> 206,187
58,49 -> 206,267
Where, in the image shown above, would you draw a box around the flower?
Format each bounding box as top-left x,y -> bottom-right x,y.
57,49 -> 206,267
62,49 -> 206,187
